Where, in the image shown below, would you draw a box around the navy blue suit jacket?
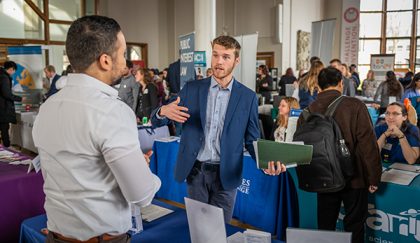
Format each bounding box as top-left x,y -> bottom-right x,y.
45,74 -> 61,99
151,77 -> 260,190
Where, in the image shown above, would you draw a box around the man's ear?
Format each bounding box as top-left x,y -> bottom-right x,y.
98,53 -> 112,71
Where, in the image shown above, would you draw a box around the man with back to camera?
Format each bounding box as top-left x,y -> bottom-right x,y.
151,35 -> 286,222
32,15 -> 161,243
297,67 -> 382,243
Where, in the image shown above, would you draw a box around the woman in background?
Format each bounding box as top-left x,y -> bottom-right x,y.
257,64 -> 273,104
374,71 -> 404,114
298,60 -> 324,109
271,97 -> 300,142
362,70 -> 381,98
278,67 -> 297,96
375,102 -> 420,164
134,68 -> 159,122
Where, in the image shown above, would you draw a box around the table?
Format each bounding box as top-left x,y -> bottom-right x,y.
150,141 -> 298,240
288,166 -> 420,243
137,125 -> 170,153
19,200 -> 284,243
0,163 -> 45,243
10,111 -> 38,153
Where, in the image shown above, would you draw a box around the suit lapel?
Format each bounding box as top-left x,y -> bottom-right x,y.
223,79 -> 241,132
199,78 -> 211,130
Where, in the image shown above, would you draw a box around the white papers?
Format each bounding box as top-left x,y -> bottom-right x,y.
185,197 -> 227,243
154,136 -> 180,143
389,163 -> 420,173
243,229 -> 271,243
140,204 -> 174,222
227,232 -> 244,243
27,155 -> 41,173
381,169 -> 419,185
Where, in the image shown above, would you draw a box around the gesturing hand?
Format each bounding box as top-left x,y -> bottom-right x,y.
159,97 -> 190,123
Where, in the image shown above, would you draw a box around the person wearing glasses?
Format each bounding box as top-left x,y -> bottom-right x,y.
375,102 -> 420,164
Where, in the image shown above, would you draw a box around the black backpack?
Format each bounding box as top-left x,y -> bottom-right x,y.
293,96 -> 354,193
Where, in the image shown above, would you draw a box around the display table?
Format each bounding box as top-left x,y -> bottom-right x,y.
0,163 -> 44,243
10,111 -> 38,153
288,166 -> 420,243
19,200 -> 284,243
150,141 -> 298,240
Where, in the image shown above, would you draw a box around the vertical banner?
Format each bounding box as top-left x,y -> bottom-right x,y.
194,51 -> 206,79
311,19 -> 336,65
7,46 -> 43,90
179,32 -> 195,88
371,54 -> 395,81
233,33 -> 258,92
340,0 -> 360,65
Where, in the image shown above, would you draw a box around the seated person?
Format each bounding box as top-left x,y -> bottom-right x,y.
375,102 -> 420,164
271,96 -> 299,142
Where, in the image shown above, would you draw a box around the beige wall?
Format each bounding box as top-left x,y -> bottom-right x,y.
99,0 -> 329,72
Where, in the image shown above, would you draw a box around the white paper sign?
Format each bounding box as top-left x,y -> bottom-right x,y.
27,155 -> 41,173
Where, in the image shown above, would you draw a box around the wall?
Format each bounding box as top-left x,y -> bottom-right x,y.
323,0 -> 342,61
217,0 -> 282,70
288,0 -> 324,73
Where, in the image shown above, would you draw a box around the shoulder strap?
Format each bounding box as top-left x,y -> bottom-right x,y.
325,96 -> 344,117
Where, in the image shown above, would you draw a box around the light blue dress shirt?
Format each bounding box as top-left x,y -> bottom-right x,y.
197,77 -> 233,164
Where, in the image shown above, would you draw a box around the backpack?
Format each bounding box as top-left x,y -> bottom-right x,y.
293,96 -> 354,193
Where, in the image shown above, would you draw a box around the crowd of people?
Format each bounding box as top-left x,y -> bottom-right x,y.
0,14 -> 419,243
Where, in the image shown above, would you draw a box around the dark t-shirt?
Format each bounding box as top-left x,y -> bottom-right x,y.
375,123 -> 420,163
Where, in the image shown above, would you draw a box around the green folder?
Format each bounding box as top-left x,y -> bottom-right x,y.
253,139 -> 313,169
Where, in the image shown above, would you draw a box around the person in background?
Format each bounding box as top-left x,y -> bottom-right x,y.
44,65 -> 61,99
134,68 -> 159,122
271,97 -> 299,142
117,60 -> 137,111
362,70 -> 380,98
206,67 -> 213,77
298,60 -> 324,109
402,72 -> 420,100
375,102 -> 420,164
298,67 -> 382,243
0,61 -> 23,147
349,64 -> 360,89
399,71 -> 414,89
32,15 -> 160,243
278,67 -> 297,96
257,64 -> 273,104
341,63 -> 356,97
374,71 -> 404,114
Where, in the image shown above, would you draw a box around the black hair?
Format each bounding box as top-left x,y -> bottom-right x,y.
126,60 -> 133,69
66,15 -> 122,72
4,61 -> 17,70
318,67 -> 343,90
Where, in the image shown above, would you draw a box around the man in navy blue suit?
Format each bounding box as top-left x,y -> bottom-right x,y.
152,35 -> 286,222
44,65 -> 61,99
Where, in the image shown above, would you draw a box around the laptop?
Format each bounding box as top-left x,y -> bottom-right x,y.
185,197 -> 227,243
286,228 -> 352,243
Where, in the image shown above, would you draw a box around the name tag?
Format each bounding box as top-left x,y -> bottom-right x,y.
383,143 -> 392,151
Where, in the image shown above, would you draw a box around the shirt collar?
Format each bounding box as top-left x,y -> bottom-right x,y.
210,76 -> 234,91
66,73 -> 119,98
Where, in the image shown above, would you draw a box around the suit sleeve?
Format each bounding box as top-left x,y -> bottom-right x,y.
151,81 -> 188,128
244,94 -> 260,161
0,76 -> 22,102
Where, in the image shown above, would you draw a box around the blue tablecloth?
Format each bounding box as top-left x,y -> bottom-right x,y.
150,141 -> 298,240
289,165 -> 420,243
19,200 -> 284,243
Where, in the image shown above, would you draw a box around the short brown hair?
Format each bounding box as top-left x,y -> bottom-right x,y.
211,35 -> 241,58
44,65 -> 56,73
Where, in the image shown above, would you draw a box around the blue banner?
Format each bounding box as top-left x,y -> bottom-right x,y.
194,51 -> 206,79
179,32 -> 195,88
